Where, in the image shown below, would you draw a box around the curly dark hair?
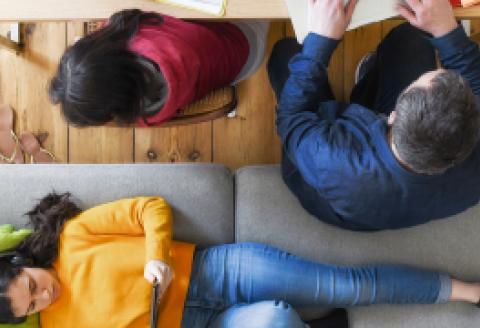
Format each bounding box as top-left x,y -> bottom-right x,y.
0,193 -> 81,323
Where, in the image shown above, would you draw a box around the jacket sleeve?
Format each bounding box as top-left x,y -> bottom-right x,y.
68,197 -> 172,264
276,32 -> 356,187
430,25 -> 480,97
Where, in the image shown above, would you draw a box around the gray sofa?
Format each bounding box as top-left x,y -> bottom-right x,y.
1,163 -> 479,327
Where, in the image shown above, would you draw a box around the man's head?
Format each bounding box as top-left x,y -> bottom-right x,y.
389,69 -> 480,175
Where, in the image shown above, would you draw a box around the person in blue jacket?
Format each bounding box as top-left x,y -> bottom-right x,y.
269,0 -> 480,231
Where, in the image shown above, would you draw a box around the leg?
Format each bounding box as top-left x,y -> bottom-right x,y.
267,38 -> 303,101
185,243 -> 452,309
210,301 -> 306,328
350,23 -> 437,114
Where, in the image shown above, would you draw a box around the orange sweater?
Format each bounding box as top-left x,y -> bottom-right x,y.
40,197 -> 195,328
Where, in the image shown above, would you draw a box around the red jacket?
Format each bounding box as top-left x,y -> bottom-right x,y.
129,15 -> 249,126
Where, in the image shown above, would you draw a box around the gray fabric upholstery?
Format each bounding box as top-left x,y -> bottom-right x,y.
235,165 -> 480,327
0,163 -> 234,246
2,163 -> 479,326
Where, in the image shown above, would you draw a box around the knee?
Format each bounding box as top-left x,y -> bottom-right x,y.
388,22 -> 431,45
271,38 -> 300,56
267,37 -> 300,72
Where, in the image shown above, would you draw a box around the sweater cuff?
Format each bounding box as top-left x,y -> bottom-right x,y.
430,25 -> 471,58
303,32 -> 340,67
147,240 -> 171,265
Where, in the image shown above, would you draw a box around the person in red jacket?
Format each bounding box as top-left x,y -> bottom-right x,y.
49,9 -> 268,127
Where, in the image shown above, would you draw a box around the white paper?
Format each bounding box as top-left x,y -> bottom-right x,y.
159,0 -> 226,16
284,0 -> 399,43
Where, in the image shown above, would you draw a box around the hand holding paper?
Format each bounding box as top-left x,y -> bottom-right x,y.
397,0 -> 458,37
308,0 -> 358,40
285,0 -> 401,43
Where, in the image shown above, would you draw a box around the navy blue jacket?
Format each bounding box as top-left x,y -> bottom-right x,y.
277,26 -> 480,230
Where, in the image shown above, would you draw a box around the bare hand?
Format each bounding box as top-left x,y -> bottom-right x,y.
397,0 -> 458,38
144,260 -> 173,301
308,0 -> 358,40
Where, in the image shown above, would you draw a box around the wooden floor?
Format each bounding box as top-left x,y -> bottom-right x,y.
0,20 -> 478,169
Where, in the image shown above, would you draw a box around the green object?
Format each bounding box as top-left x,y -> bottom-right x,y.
0,224 -> 32,252
0,313 -> 39,328
0,225 -> 37,327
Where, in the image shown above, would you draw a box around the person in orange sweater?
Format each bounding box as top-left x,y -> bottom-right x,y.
0,193 -> 480,328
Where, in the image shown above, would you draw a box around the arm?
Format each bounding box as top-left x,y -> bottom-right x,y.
277,0 -> 357,166
276,34 -> 339,163
431,27 -> 480,96
398,0 -> 480,95
72,197 -> 172,263
70,197 -> 174,295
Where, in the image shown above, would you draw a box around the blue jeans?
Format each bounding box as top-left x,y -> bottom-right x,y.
181,243 -> 451,327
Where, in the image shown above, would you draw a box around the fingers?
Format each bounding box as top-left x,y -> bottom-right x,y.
308,0 -> 315,8
144,271 -> 155,284
345,0 -> 358,21
156,271 -> 173,301
145,263 -> 173,302
404,0 -> 422,12
150,264 -> 166,283
397,3 -> 417,25
335,0 -> 344,11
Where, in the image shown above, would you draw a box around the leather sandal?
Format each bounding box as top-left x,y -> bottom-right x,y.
0,105 -> 24,164
19,131 -> 55,164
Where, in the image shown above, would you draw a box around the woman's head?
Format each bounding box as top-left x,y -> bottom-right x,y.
0,193 -> 80,323
49,9 -> 166,126
0,262 -> 60,323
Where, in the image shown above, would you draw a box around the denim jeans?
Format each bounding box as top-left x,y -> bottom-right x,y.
181,243 -> 451,327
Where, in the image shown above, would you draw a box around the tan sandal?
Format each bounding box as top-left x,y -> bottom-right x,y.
0,105 -> 24,164
19,131 -> 55,164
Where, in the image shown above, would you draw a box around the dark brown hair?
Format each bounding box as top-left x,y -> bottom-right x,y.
0,193 -> 81,323
49,9 -> 165,126
393,70 -> 480,175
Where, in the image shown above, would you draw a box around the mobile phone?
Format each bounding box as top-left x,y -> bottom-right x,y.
150,280 -> 159,328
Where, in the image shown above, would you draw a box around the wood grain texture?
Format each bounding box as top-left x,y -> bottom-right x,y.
0,24 -> 19,113
286,22 -> 345,101
470,18 -> 480,35
66,22 -> 135,164
69,126 -> 134,163
0,1 -> 478,21
0,0 -> 289,21
4,18 -> 478,168
343,23 -> 382,99
134,122 -> 212,163
15,22 -> 68,162
212,22 -> 284,169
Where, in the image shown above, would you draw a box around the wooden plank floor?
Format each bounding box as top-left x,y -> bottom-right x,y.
0,20 -> 477,169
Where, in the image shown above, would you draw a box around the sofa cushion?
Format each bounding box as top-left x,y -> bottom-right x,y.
0,163 -> 234,246
235,165 -> 480,327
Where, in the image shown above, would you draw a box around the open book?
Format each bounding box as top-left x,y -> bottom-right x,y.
157,0 -> 227,16
284,0 -> 400,43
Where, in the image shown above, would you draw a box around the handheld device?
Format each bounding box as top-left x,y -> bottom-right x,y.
150,280 -> 160,328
